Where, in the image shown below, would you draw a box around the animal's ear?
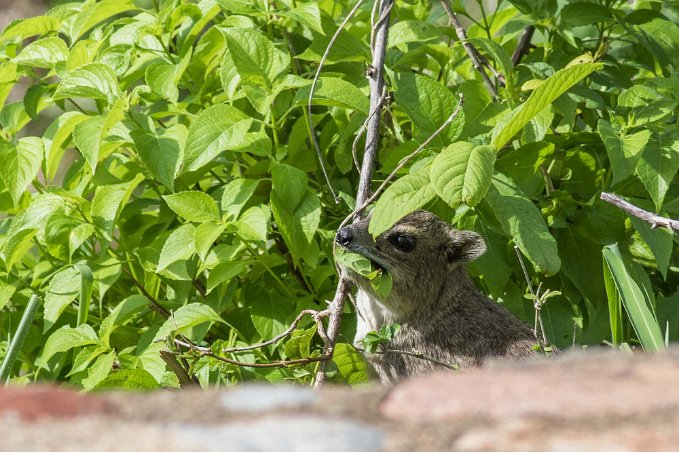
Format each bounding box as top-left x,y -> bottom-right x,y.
445,230 -> 487,264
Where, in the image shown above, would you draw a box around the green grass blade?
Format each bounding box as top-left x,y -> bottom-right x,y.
0,294 -> 40,382
602,244 -> 664,351
602,255 -> 623,346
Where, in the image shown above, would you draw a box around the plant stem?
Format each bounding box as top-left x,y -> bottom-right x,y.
0,294 -> 40,383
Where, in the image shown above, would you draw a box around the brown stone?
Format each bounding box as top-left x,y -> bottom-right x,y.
0,386 -> 115,421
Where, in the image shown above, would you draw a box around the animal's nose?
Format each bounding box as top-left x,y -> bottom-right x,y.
335,227 -> 354,247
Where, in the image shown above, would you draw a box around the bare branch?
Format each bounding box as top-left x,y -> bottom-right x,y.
122,266 -> 171,317
512,26 -> 535,65
353,345 -> 460,371
351,88 -> 389,172
160,350 -> 200,387
313,0 -> 396,388
308,0 -> 368,203
600,192 -> 679,231
439,0 -> 499,99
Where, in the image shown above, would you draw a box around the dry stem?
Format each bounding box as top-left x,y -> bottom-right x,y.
600,192 -> 679,231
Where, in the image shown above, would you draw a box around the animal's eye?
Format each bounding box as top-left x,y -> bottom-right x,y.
388,234 -> 416,252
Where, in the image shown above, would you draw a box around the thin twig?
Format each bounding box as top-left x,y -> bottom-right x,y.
160,350 -> 200,386
308,0 -> 368,203
122,267 -> 171,317
351,88 -> 389,172
174,338 -> 331,368
439,0 -> 499,99
221,309 -> 326,353
355,345 -> 459,371
512,26 -> 535,65
600,192 -> 679,231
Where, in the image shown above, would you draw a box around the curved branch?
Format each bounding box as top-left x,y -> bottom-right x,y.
600,192 -> 679,231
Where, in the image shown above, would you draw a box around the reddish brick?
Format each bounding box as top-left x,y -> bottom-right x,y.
0,386 -> 115,421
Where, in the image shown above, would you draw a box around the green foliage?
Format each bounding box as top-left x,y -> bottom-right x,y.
0,0 -> 678,389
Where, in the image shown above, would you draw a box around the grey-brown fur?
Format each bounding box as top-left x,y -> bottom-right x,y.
336,210 -> 537,384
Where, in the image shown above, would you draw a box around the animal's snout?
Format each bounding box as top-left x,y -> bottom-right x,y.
335,227 -> 354,247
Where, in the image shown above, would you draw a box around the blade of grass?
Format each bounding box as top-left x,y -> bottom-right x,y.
602,244 -> 664,351
0,294 -> 40,383
602,256 -> 623,346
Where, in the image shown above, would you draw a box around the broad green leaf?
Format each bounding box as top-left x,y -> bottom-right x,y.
207,260 -> 247,293
334,248 -> 374,277
0,137 -> 43,206
279,3 -> 324,34
39,324 -> 99,365
491,62 -> 602,149
69,223 -> 95,259
93,369 -> 161,390
296,27 -> 370,63
271,189 -> 320,263
388,20 -> 443,48
369,166 -> 437,237
636,136 -> 679,210
91,174 -> 145,243
271,164 -> 307,209
485,173 -> 560,275
0,16 -> 60,44
157,224 -> 196,272
392,72 -> 465,147
630,217 -> 673,279
154,303 -> 224,341
603,244 -> 664,351
598,120 -> 651,185
283,326 -> 317,359
430,142 -> 495,208
233,205 -> 269,242
43,266 -> 81,331
183,104 -> 251,173
221,178 -> 259,219
637,18 -> 679,72
0,62 -> 17,107
560,3 -> 612,26
332,343 -> 369,384
145,51 -> 191,102
467,37 -> 515,94
66,345 -> 107,378
163,191 -> 221,223
54,63 -> 120,105
250,292 -> 291,340
0,281 -> 16,311
99,295 -> 148,347
81,351 -> 116,391
222,28 -> 289,89
195,222 -> 228,262
68,0 -> 138,41
294,77 -> 369,113
132,123 -> 186,191
73,115 -> 106,173
43,111 -> 88,180
13,37 -> 69,68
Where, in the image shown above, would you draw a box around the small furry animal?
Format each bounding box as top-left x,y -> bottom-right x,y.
335,210 -> 538,384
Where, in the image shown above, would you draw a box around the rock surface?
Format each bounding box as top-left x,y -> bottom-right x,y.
2,350 -> 679,451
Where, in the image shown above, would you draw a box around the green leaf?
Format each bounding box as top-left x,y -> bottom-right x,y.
271,164 -> 307,209
131,123 -> 186,191
73,115 -> 106,173
294,77 -> 369,113
369,166 -> 437,237
157,224 -> 196,272
250,292 -> 292,340
560,3 -> 612,26
485,173 -> 560,275
598,120 -> 651,185
283,325 -> 317,359
636,136 -> 679,211
430,142 -> 495,208
183,104 -> 251,173
68,0 -> 138,41
43,266 -> 81,331
93,369 -> 161,391
491,62 -> 602,149
392,73 -> 465,147
0,16 -> 60,45
630,217 -> 673,279
54,63 -> 120,105
154,303 -> 225,341
43,111 -> 88,180
99,295 -> 148,348
222,28 -> 289,89
279,3 -> 324,34
207,260 -> 247,293
82,351 -> 116,391
233,205 -> 270,242
221,178 -> 259,219
0,281 -> 16,312
163,191 -> 221,223
334,248 -> 374,277
602,244 -> 664,351
332,343 -> 369,384
39,324 -> 99,366
13,37 -> 69,68
195,222 -> 228,262
388,20 -> 443,48
0,137 -> 43,206
91,174 -> 145,243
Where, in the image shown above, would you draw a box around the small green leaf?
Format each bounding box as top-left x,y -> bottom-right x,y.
157,224 -> 196,272
54,63 -> 120,105
598,120 -> 651,185
91,174 -> 145,243
294,77 -> 369,113
43,266 -> 81,331
195,222 -> 228,262
369,166 -> 437,237
603,244 -> 664,351
392,73 -> 465,147
0,16 -> 60,44
233,205 -> 269,242
207,260 -> 247,293
39,324 -> 99,366
93,369 -> 161,391
183,104 -> 251,173
222,28 -> 289,89
154,303 -> 225,341
82,351 -> 116,391
332,343 -> 369,384
283,326 -> 317,359
221,178 -> 259,219
13,37 -> 69,68
279,3 -> 324,34
430,142 -> 495,208
636,136 -> 679,210
491,62 -> 602,149
99,295 -> 148,348
0,137 -> 43,206
485,173 -> 560,275
388,20 -> 442,48
163,191 -> 221,223
132,124 -> 186,191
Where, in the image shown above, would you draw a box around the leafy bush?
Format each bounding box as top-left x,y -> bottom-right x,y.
0,0 -> 677,389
